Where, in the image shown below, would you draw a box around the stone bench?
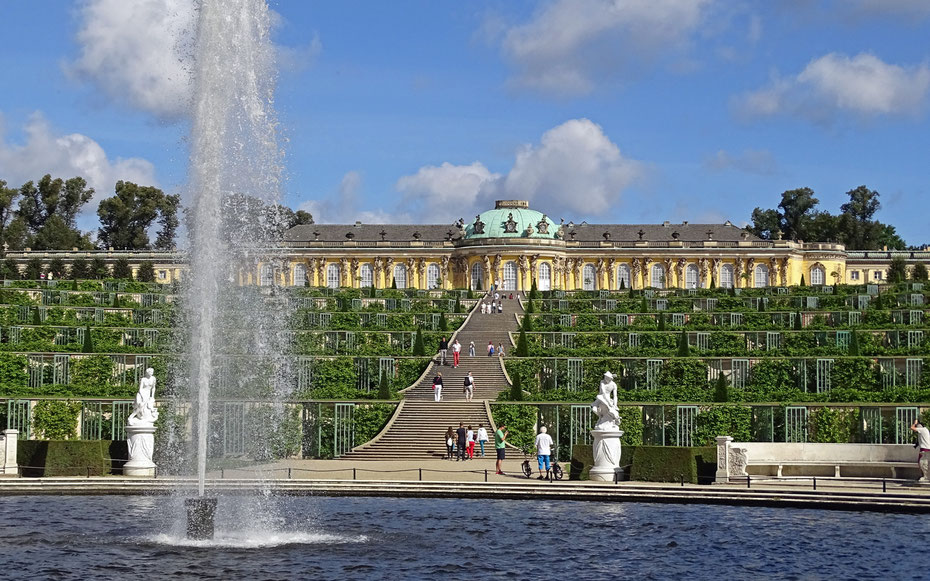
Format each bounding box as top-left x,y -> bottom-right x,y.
714,436 -> 921,482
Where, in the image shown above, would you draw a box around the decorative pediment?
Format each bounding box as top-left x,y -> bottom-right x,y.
504,212 -> 518,234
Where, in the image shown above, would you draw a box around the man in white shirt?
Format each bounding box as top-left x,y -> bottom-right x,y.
911,419 -> 930,481
534,426 -> 554,480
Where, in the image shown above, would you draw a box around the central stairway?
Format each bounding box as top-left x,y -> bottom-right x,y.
342,292 -> 524,460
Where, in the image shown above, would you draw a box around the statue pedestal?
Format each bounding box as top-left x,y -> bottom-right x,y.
124,424 -> 157,477
589,428 -> 623,482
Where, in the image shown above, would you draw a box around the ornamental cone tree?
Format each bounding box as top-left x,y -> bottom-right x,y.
800,274 -> 806,287
82,325 -> 93,353
710,276 -> 716,289
391,277 -> 397,289
516,327 -> 529,357
413,327 -> 425,356
438,312 -> 449,331
378,373 -> 391,399
641,297 -> 648,312
510,371 -> 524,401
658,312 -> 666,331
526,297 -> 535,314
677,329 -> 690,357
794,311 -> 803,331
522,313 -> 533,332
454,296 -> 462,313
849,329 -> 860,356
529,279 -> 538,300
713,373 -> 729,402
32,307 -> 41,326
619,279 -> 625,290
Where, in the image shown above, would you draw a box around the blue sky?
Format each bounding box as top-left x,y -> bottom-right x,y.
1,0 -> 929,243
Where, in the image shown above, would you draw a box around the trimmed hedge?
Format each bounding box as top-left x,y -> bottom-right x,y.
18,440 -> 113,476
571,444 -> 715,484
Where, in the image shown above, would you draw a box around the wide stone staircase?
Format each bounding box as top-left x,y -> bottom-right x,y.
341,292 -> 524,460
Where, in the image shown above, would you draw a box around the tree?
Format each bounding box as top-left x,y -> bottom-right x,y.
97,181 -> 170,250
709,275 -> 716,289
412,327 -> 425,356
25,258 -> 43,280
154,194 -> 181,250
377,373 -> 391,400
888,257 -> 908,283
510,371 -> 524,401
48,257 -> 66,279
1,258 -> 19,279
82,325 -> 94,353
70,258 -> 89,280
218,194 -> 313,246
657,312 -> 666,331
677,330 -> 690,357
438,312 -> 448,332
799,274 -> 806,287
848,330 -> 860,356
137,261 -> 156,282
747,207 -> 781,240
713,373 -> 729,402
778,187 -> 819,241
0,179 -> 21,249
112,258 -> 133,279
516,327 -> 529,357
529,279 -> 538,300
794,311 -> 803,331
521,313 -> 533,331
912,263 -> 928,281
13,175 -> 94,250
91,257 -> 109,279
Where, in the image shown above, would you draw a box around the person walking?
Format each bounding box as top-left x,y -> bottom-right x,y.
463,372 -> 475,402
912,418 -> 930,481
433,372 -> 444,402
534,426 -> 554,479
445,427 -> 455,460
438,336 -> 449,366
469,340 -> 476,357
466,425 -> 475,459
495,424 -> 508,475
477,424 -> 489,457
452,338 -> 461,368
498,343 -> 505,357
488,341 -> 495,356
456,422 -> 467,461
497,301 -> 503,314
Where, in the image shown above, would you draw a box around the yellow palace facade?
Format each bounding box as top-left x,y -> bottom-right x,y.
258,200 -> 854,291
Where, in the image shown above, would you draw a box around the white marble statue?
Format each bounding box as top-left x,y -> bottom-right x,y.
128,368 -> 158,426
591,371 -> 620,430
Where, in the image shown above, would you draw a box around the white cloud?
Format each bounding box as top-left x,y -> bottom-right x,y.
497,0 -> 713,95
0,112 -> 158,200
395,162 -> 501,222
736,52 -> 930,120
394,118 -> 644,220
704,149 -> 777,175
68,0 -> 320,120
68,0 -> 196,120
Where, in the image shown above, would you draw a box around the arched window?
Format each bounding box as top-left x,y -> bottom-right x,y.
502,261 -> 518,291
685,264 -> 699,289
393,264 -> 407,289
538,262 -> 552,291
720,264 -> 734,288
292,263 -> 306,287
426,263 -> 441,289
616,263 -> 631,289
471,262 -> 484,291
359,263 -> 373,288
326,263 -> 340,289
582,264 -> 597,291
755,264 -> 769,288
651,264 -> 665,289
259,264 -> 273,286
810,265 -> 825,286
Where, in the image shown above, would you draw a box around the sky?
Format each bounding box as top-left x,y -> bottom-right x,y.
1,0 -> 929,244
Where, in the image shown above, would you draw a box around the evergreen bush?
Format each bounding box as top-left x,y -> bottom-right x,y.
82,325 -> 94,353
412,327 -> 425,356
713,373 -> 729,402
510,371 -> 524,401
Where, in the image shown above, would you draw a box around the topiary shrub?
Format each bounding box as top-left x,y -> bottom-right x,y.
630,446 -> 716,484
412,327 -> 425,356
713,373 -> 729,402
377,372 -> 391,399
509,371 -> 524,401
32,400 -> 81,440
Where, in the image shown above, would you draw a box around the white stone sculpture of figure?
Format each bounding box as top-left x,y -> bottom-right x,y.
591,371 -> 620,430
128,368 -> 158,426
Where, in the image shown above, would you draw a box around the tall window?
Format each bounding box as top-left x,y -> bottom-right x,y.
538,262 -> 552,291
685,264 -> 699,289
326,263 -> 340,289
616,263 -> 631,289
393,264 -> 407,289
720,264 -> 734,289
292,263 -> 306,287
260,264 -> 273,286
471,262 -> 484,290
503,261 -> 518,291
810,265 -> 825,286
582,264 -> 597,290
359,263 -> 373,288
755,264 -> 769,288
651,264 -> 665,289
426,263 -> 441,289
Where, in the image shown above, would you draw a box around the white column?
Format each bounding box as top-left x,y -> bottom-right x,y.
0,429 -> 19,477
715,435 -> 732,484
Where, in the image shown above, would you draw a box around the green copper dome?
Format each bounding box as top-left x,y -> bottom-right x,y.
464,201 -> 558,239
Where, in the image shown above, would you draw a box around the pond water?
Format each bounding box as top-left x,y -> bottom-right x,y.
1,495 -> 928,580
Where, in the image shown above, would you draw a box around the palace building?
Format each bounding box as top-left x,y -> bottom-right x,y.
268,200 -> 856,291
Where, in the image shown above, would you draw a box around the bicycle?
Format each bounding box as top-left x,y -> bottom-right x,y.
521,449 -> 564,480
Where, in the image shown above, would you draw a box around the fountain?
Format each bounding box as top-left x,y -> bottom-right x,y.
181,0 -> 285,539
